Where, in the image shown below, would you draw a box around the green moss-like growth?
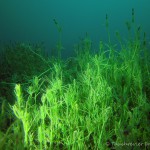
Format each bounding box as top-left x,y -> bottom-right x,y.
0,43 -> 51,134
0,43 -> 49,82
0,43 -> 50,103
0,10 -> 150,149
0,34 -> 149,149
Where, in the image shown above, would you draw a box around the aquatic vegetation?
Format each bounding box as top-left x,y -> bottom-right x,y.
0,43 -> 50,103
53,19 -> 64,58
0,11 -> 150,149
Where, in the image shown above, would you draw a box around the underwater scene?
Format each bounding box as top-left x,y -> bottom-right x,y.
0,1 -> 150,150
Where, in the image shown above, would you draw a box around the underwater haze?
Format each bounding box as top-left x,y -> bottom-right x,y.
0,0 -> 150,57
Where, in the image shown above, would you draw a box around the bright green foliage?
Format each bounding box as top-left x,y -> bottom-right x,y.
0,12 -> 150,149
0,36 -> 149,149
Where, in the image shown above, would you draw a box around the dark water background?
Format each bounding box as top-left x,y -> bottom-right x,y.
0,0 -> 150,58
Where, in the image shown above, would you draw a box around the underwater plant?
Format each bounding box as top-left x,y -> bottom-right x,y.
53,19 -> 64,58
0,9 -> 149,150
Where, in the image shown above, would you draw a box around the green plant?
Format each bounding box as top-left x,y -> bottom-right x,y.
53,19 -> 64,58
0,9 -> 149,150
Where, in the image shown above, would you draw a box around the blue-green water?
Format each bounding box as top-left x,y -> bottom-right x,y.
0,0 -> 150,58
